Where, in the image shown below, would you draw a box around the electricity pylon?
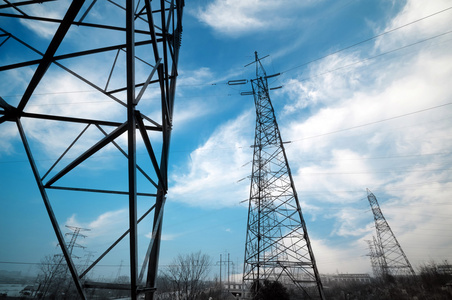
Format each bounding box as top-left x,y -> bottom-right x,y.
65,226 -> 90,258
367,189 -> 415,278
0,1 -> 184,299
242,52 -> 324,299
40,226 -> 90,298
366,237 -> 383,278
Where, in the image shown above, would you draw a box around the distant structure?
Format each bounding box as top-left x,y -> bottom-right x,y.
366,189 -> 415,278
241,52 -> 324,299
38,226 -> 89,299
322,273 -> 371,285
366,236 -> 383,278
65,225 -> 90,258
0,1 -> 184,299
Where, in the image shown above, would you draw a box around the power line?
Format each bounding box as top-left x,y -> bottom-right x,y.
284,102 -> 452,143
2,17 -> 451,107
281,6 -> 452,74
284,29 -> 452,84
2,7 -> 450,99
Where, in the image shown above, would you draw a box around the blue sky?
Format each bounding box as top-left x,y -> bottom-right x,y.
1,0 -> 452,283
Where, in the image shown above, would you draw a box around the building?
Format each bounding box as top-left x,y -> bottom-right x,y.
322,273 -> 371,285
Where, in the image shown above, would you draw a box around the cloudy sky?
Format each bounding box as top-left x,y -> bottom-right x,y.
1,0 -> 452,282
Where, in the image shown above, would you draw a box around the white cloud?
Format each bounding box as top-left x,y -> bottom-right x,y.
17,71 -> 125,163
145,232 -> 178,241
281,34 -> 452,189
172,99 -> 213,128
65,209 -> 128,241
195,0 -> 318,37
0,122 -> 18,156
281,52 -> 367,114
171,67 -> 218,126
19,1 -> 72,39
311,238 -> 370,274
374,0 -> 452,52
169,110 -> 254,208
178,67 -> 215,86
269,0 -> 452,271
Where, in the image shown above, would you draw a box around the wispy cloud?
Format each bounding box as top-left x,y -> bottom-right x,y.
0,123 -> 18,156
273,0 -> 452,272
194,0 -> 318,37
169,110 -> 254,208
374,0 -> 452,52
312,238 -> 370,274
65,209 -> 128,240
19,1 -> 71,39
145,232 -> 179,241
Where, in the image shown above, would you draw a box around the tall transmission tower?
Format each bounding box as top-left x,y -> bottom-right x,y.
242,52 -> 324,299
367,189 -> 415,278
0,1 -> 184,299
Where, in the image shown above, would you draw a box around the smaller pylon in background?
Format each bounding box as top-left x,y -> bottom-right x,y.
367,189 -> 415,279
65,225 -> 90,258
366,236 -> 383,278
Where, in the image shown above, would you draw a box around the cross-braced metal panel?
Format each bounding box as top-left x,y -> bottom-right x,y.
0,1 -> 184,299
367,189 -> 415,278
243,52 -> 324,300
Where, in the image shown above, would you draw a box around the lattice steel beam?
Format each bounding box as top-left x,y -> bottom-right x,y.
0,1 -> 184,299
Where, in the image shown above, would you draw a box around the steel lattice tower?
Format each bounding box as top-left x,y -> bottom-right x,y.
366,236 -> 383,278
0,1 -> 184,299
242,52 -> 324,299
367,189 -> 415,278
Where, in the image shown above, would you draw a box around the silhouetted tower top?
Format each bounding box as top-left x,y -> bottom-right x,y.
242,52 -> 324,299
367,189 -> 415,277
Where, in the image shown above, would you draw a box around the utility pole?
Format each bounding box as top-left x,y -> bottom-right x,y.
241,52 -> 324,299
367,189 -> 415,279
218,254 -> 222,290
228,253 -> 230,290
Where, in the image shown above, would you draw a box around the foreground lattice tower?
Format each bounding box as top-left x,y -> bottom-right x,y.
367,189 -> 415,278
242,52 -> 324,299
0,2 -> 183,299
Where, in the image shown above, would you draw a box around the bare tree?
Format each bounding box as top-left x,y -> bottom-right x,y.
36,254 -> 69,298
161,251 -> 212,300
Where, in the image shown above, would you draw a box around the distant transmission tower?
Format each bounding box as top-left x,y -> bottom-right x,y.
65,225 -> 90,257
40,226 -> 90,298
366,237 -> 383,278
242,52 -> 324,299
367,189 -> 415,278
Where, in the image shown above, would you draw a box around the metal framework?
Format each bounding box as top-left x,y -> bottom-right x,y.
366,236 -> 383,279
367,189 -> 415,279
242,52 -> 324,299
0,1 -> 184,299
